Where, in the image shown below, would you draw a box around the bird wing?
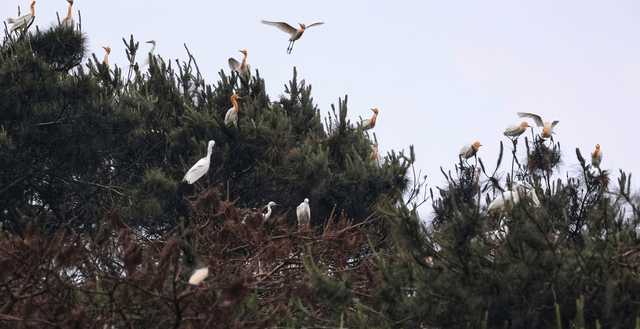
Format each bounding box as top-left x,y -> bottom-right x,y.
550,120 -> 559,128
517,112 -> 543,127
503,124 -> 520,136
261,20 -> 297,35
183,157 -> 210,183
228,58 -> 240,71
306,22 -> 325,28
224,107 -> 235,124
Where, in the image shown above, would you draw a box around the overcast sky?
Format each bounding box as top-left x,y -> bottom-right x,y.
3,0 -> 640,218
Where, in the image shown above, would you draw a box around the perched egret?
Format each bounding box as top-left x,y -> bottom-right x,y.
591,144 -> 603,169
8,1 -> 36,32
182,140 -> 215,184
517,112 -> 559,139
296,198 -> 311,230
102,46 -> 111,68
503,122 -> 532,139
261,20 -> 324,54
228,50 -> 252,80
487,181 -> 529,214
361,108 -> 379,130
188,263 -> 209,285
370,142 -> 382,167
224,94 -> 242,126
61,0 -> 73,28
263,201 -> 278,220
142,40 -> 156,67
459,141 -> 482,160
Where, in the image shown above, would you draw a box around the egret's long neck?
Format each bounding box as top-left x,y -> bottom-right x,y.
31,3 -> 35,16
371,113 -> 377,124
104,54 -> 109,68
65,4 -> 72,19
241,52 -> 247,68
232,99 -> 239,114
150,44 -> 156,54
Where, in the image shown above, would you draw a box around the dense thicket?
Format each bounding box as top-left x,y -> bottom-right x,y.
1,19 -> 640,329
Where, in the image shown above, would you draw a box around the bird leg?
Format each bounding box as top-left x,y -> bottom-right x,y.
287,41 -> 295,54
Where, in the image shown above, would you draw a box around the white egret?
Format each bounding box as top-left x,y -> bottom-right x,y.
7,1 -> 36,32
61,0 -> 74,28
261,20 -> 324,54
361,108 -> 379,130
459,141 -> 482,160
228,50 -> 251,80
296,198 -> 310,230
370,142 -> 382,167
487,181 -> 529,214
517,181 -> 541,207
188,263 -> 209,285
102,46 -> 111,68
142,40 -> 156,68
263,201 -> 278,220
182,140 -> 215,184
517,112 -> 559,139
224,94 -> 242,126
591,144 -> 603,169
503,122 -> 532,139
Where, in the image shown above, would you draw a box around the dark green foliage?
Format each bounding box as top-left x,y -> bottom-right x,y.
0,25 -> 411,236
378,132 -> 640,328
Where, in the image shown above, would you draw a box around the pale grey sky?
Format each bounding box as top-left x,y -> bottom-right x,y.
4,0 -> 640,218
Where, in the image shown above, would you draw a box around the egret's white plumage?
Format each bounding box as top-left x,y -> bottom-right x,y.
62,0 -> 74,28
361,108 -> 379,130
517,112 -> 559,139
188,263 -> 209,285
459,141 -> 482,160
296,198 -> 310,230
487,181 -> 529,214
591,144 -> 603,169
228,50 -> 252,80
224,94 -> 242,126
8,1 -> 36,32
263,201 -> 277,220
102,46 -> 111,68
182,140 -> 215,184
142,40 -> 156,68
261,20 -> 324,54
370,142 -> 382,167
518,181 -> 541,208
503,122 -> 532,138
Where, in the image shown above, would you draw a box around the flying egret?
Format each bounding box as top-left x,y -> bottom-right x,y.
102,46 -> 111,68
503,122 -> 532,139
459,141 -> 482,161
261,20 -> 324,54
296,198 -> 310,230
361,108 -> 379,130
182,140 -> 215,184
224,94 -> 242,126
487,181 -> 530,214
591,144 -> 603,169
8,1 -> 36,32
263,201 -> 278,220
61,0 -> 73,28
188,263 -> 209,285
517,112 -> 559,139
228,50 -> 252,80
370,142 -> 382,167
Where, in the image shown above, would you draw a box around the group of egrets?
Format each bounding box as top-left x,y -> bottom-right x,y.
458,111 -> 603,243
8,1 -> 74,31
